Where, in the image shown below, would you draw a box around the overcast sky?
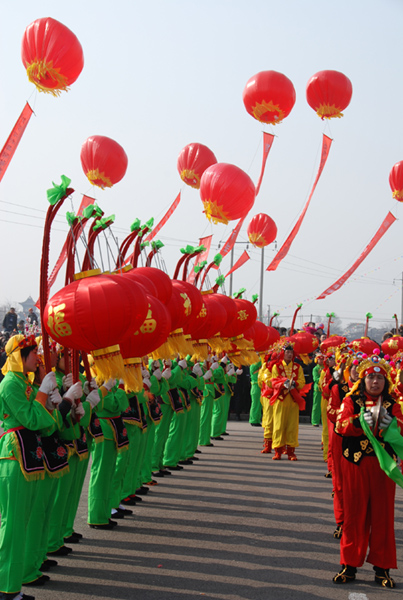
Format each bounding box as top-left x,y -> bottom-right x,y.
1,0 -> 402,332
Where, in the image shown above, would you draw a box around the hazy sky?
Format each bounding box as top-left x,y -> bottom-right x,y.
1,0 -> 402,331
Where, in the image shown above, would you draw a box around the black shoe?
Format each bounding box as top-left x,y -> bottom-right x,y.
178,459 -> 193,465
374,567 -> 396,588
152,471 -> 165,477
48,545 -> 72,556
118,506 -> 133,515
21,595 -> 36,600
23,574 -> 50,587
131,494 -> 142,502
159,469 -> 172,475
111,509 -> 125,519
121,496 -> 138,506
89,522 -> 116,530
191,456 -> 199,461
109,519 -> 118,527
135,487 -> 149,495
333,564 -> 356,584
201,443 -> 214,447
40,559 -> 58,571
63,534 -> 80,544
211,436 -> 223,441
221,432 -> 229,436
164,465 -> 183,470
194,449 -> 202,454
250,423 -> 261,427
72,531 -> 83,539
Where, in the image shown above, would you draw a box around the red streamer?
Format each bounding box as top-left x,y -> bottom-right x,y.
0,103 -> 33,182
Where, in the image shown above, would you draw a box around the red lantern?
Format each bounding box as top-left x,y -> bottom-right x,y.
290,331 -> 319,355
306,70 -> 352,120
200,163 -> 256,225
242,71 -> 296,125
381,336 -> 403,357
389,161 -> 403,202
221,298 -> 257,339
320,335 -> 347,353
131,267 -> 172,304
172,280 -> 203,333
177,143 -> 217,189
21,17 -> 84,95
80,135 -> 128,189
266,326 -> 280,348
120,295 -> 171,358
244,321 -> 270,352
190,294 -> 227,340
351,338 -> 380,355
247,213 -> 277,248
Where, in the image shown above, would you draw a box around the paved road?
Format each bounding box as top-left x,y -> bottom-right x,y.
32,421 -> 403,600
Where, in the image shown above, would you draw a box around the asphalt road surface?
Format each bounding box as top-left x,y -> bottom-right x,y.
30,420 -> 403,600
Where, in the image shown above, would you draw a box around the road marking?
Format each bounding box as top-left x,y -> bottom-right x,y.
349,594 -> 369,600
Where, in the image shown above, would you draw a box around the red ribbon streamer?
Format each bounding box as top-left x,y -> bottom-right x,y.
267,134 -> 332,272
145,192 -> 181,241
225,250 -> 250,277
317,211 -> 396,300
187,235 -> 213,284
0,103 -> 33,183
255,132 -> 275,196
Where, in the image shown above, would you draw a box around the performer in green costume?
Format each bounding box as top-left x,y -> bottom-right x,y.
249,359 -> 262,425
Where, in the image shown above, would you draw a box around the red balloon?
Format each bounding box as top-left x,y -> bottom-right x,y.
306,70 -> 352,120
389,161 -> 403,202
120,295 -> 171,358
200,163 -> 255,225
247,213 -> 277,248
44,273 -> 148,352
80,135 -> 128,189
242,71 -> 296,125
21,17 -> 84,95
177,143 -> 217,189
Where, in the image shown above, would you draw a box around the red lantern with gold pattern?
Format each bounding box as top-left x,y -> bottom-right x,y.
242,71 -> 296,125
247,213 -> 277,248
244,320 -> 270,351
381,336 -> 403,357
120,295 -> 171,358
306,70 -> 352,120
221,298 -> 257,338
389,161 -> 403,202
290,331 -> 319,355
200,163 -> 256,225
80,135 -> 128,189
266,326 -> 281,348
351,337 -> 380,355
132,267 -> 172,304
190,293 -> 227,340
177,143 -> 217,189
21,17 -> 84,95
320,335 -> 347,353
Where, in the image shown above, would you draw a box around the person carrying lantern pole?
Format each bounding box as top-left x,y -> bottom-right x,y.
181,359 -> 208,463
211,355 -> 239,440
270,344 -> 306,461
311,353 -> 325,427
249,357 -> 263,426
259,349 -> 280,454
333,350 -> 403,587
318,352 -> 336,473
198,356 -> 217,447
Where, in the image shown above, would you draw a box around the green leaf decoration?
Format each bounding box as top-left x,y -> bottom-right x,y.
195,245 -> 206,253
93,216 -> 112,231
140,240 -> 150,250
152,240 -> 164,250
199,260 -> 207,268
273,311 -> 280,317
215,275 -> 225,287
130,218 -> 141,232
234,287 -> 246,299
194,265 -> 202,274
46,175 -> 71,205
252,294 -> 258,303
214,253 -> 223,266
66,211 -> 76,226
145,217 -> 154,230
366,312 -> 373,319
326,312 -> 335,318
297,303 -> 303,308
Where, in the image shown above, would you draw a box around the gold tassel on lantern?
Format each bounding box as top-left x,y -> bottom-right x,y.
122,357 -> 143,393
91,345 -> 125,384
191,340 -> 209,362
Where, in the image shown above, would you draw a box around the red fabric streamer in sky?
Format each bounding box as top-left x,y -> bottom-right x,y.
317,211 -> 396,300
187,235 -> 213,284
225,250 -> 250,277
267,134 -> 332,271
145,192 -> 181,241
255,132 -> 275,196
0,103 -> 33,183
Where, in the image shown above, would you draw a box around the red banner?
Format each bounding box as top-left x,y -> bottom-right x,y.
225,250 -> 250,277
47,195 -> 94,291
187,235 -> 213,284
146,192 -> 181,241
317,212 -> 396,300
267,134 -> 332,272
213,217 -> 245,269
255,132 -> 275,196
0,103 -> 33,182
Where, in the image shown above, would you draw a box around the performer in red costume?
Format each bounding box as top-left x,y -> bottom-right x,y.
333,351 -> 403,587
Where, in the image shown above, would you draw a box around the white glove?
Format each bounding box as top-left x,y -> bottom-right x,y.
39,372 -> 57,395
221,356 -> 229,364
284,379 -> 291,390
87,389 -> 101,409
363,410 -> 374,429
153,368 -> 162,380
83,378 -> 97,396
164,359 -> 172,368
192,364 -> 203,377
203,369 -> 212,380
63,381 -> 83,403
46,388 -> 63,410
72,402 -> 85,419
161,368 -> 171,380
333,370 -> 341,382
141,367 -> 149,378
62,373 -> 73,390
152,360 -> 161,369
178,359 -> 187,369
212,355 -> 218,362
211,362 -> 219,371
143,377 -> 151,390
227,367 -> 235,377
103,378 -> 116,392
379,412 -> 393,430
236,368 -> 243,375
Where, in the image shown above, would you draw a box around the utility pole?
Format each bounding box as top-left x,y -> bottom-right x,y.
259,247 -> 264,321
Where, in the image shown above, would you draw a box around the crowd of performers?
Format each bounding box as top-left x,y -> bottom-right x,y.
251,338 -> 403,588
0,332 -> 242,600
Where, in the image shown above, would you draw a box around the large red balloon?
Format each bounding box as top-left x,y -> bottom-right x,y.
177,143 -> 217,189
80,136 -> 128,189
242,71 -> 296,125
200,163 -> 256,225
306,70 -> 352,120
389,161 -> 403,202
21,17 -> 84,95
247,213 -> 277,248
